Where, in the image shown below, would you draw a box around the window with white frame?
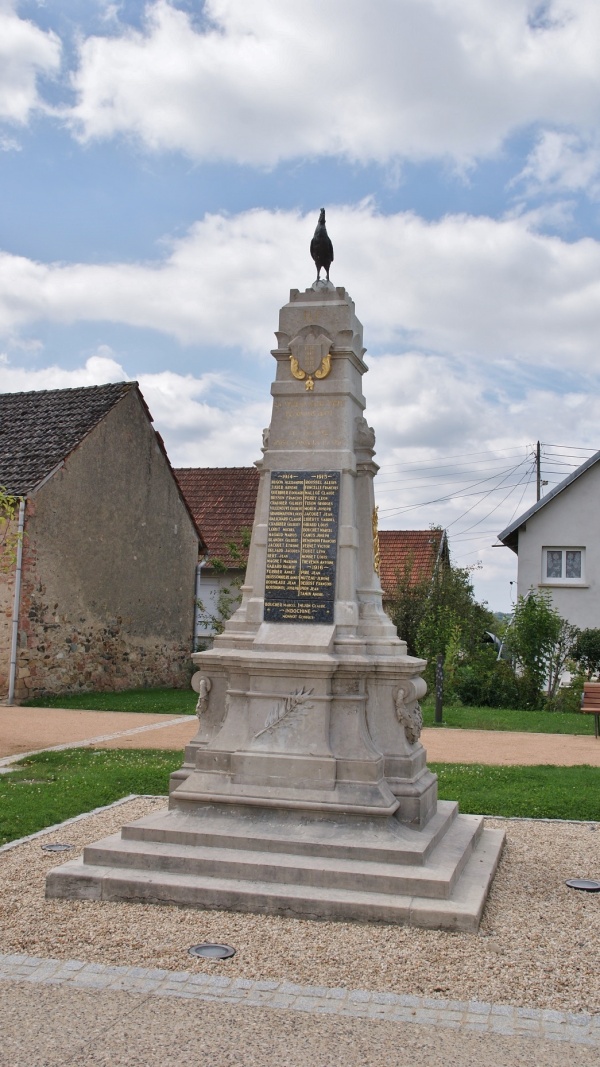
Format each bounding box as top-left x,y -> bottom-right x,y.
542,547 -> 585,584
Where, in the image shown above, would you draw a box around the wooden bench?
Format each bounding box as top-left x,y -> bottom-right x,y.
581,682 -> 600,738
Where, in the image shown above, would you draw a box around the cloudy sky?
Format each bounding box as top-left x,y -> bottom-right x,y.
2,0 -> 600,611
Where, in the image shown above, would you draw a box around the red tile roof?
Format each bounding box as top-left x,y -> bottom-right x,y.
174,467 -> 260,569
378,529 -> 448,598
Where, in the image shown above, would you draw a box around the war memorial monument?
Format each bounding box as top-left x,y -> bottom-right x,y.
47,213 -> 505,930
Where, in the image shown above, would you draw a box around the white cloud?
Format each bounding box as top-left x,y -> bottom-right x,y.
67,0 -> 600,168
136,368 -> 271,466
0,209 -> 305,351
0,350 -> 128,391
0,133 -> 21,151
0,348 -> 271,468
515,129 -> 600,199
2,204 -> 600,371
0,0 -> 60,124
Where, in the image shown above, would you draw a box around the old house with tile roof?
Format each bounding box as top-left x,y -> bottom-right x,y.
0,382 -> 202,702
174,467 -> 259,644
378,529 -> 449,605
498,450 -> 600,629
175,467 -> 447,642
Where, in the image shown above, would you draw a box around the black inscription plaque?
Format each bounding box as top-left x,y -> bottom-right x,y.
264,471 -> 340,623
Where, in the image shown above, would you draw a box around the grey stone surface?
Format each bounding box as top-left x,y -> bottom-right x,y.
46,283 -> 504,929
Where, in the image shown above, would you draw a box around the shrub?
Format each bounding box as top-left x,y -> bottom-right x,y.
454,657 -> 535,709
546,672 -> 585,714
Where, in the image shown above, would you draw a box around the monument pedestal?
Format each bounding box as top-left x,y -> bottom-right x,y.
47,282 -> 504,930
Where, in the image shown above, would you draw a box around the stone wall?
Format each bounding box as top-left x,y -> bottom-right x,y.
12,389 -> 199,701
0,532 -> 16,695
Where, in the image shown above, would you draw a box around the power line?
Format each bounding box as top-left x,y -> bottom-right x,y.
542,443 -> 597,452
504,460 -> 536,525
376,462 -> 528,493
375,441 -> 594,539
446,460 -> 532,534
377,445 -> 530,473
379,476 -> 531,518
451,463 -> 535,538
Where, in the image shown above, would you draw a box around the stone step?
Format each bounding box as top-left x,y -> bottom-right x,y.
82,812 -> 482,900
121,800 -> 459,867
46,827 -> 505,933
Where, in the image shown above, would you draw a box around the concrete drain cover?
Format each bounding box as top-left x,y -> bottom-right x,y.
566,878 -> 600,891
188,943 -> 236,959
41,844 -> 74,853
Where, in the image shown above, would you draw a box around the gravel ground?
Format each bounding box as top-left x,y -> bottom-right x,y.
1,797 -> 599,1015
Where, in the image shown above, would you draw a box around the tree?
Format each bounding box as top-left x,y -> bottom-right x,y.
417,562 -> 493,659
572,628 -> 600,678
387,555 -> 495,692
503,591 -> 577,705
386,553 -> 431,657
546,618 -> 580,700
0,487 -> 22,573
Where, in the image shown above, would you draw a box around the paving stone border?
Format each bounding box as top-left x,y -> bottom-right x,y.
0,794 -> 167,853
0,952 -> 598,1046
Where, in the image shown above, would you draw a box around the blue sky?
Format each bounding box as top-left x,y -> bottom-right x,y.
2,0 -> 600,610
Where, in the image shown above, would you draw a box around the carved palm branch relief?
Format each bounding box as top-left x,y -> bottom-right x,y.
254,686 -> 314,739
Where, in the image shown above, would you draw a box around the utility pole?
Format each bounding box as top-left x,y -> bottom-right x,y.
536,440 -> 541,502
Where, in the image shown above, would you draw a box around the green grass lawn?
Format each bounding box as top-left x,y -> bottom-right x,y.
431,762 -> 600,821
0,748 -> 182,846
1,748 -> 598,846
422,702 -> 595,735
27,687 -> 197,715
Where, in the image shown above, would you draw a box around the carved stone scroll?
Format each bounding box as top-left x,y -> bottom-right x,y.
191,673 -> 212,720
394,678 -> 426,744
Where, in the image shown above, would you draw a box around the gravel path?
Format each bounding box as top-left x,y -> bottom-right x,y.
3,978 -> 598,1067
1,797 -> 599,1016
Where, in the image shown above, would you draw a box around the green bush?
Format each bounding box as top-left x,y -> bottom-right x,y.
546,672 -> 585,714
454,657 -> 542,709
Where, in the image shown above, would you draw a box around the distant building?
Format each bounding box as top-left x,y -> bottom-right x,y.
175,466 -> 447,641
498,450 -> 600,629
377,529 -> 449,606
0,382 -> 202,702
174,467 -> 259,644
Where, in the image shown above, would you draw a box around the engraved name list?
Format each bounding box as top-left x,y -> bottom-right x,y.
264,471 -> 340,623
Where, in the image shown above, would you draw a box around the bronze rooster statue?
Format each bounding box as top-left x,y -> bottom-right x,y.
310,208 -> 334,282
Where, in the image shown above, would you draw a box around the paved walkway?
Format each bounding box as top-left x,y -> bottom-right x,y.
0,706 -> 194,763
1,953 -> 597,1065
422,726 -> 600,765
1,705 -> 599,766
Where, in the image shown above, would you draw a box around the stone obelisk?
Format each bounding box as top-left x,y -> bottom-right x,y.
175,281 -> 436,823
47,219 -> 504,929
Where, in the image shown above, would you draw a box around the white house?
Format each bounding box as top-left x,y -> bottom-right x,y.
498,450 -> 600,629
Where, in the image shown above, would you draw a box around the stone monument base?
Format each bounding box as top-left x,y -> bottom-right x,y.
46,278 -> 506,931
46,800 -> 504,932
